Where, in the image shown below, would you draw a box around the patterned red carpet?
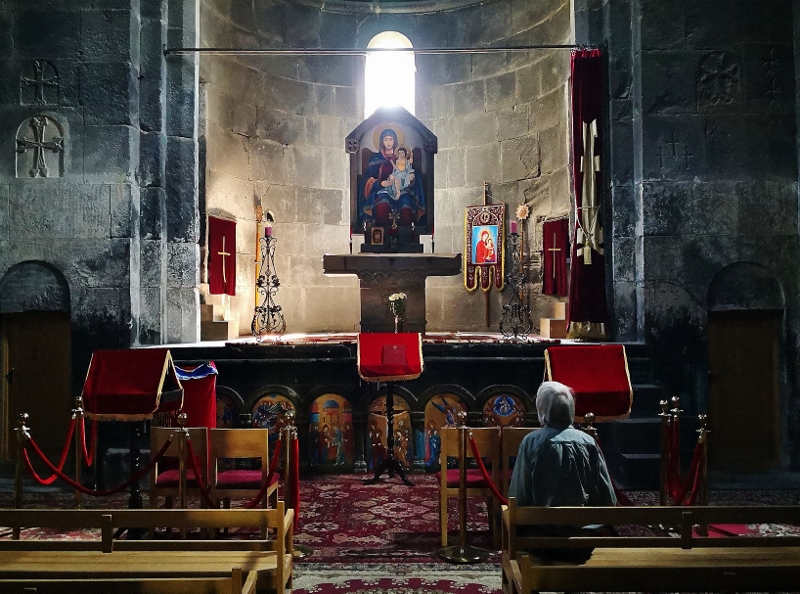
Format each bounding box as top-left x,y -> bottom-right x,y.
295,473 -> 496,565
3,472 -> 800,594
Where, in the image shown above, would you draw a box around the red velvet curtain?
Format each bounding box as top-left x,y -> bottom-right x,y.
566,49 -> 609,333
542,218 -> 569,296
209,216 -> 236,295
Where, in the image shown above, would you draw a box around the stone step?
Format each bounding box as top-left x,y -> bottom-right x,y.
201,319 -> 240,341
630,383 -> 669,417
615,453 -> 661,490
539,317 -> 567,339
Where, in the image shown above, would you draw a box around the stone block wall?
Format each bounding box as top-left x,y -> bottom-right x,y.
200,0 -> 573,334
0,0 -> 201,385
582,0 -> 800,465
0,0 -> 143,381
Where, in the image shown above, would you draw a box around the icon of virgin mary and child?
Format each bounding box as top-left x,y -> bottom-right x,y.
359,127 -> 427,229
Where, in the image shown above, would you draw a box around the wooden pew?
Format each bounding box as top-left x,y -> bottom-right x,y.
502,497 -> 800,594
0,505 -> 293,594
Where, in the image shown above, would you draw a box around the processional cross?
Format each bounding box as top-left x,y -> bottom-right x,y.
218,236 -> 231,284
579,119 -> 602,265
547,233 -> 561,279
20,60 -> 58,105
16,116 -> 63,178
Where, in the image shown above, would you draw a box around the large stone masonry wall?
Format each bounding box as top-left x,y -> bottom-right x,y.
0,0 -> 143,378
585,0 -> 800,465
200,0 -> 572,334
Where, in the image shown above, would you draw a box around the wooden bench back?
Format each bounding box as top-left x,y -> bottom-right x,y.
0,504 -> 293,553
503,497 -> 800,556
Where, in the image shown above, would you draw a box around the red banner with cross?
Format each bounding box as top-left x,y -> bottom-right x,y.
209,216 -> 236,295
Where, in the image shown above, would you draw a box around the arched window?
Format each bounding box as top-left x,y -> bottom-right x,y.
364,32 -> 415,118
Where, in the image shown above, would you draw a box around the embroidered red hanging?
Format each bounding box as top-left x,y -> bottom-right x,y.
566,49 -> 609,333
209,216 -> 236,295
542,218 -> 569,296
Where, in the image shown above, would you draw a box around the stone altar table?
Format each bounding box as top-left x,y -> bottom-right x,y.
323,253 -> 462,333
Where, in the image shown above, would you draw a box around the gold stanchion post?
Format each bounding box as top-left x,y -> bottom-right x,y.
698,414 -> 709,507
658,400 -> 670,506
177,413 -> 188,510
13,413 -> 29,539
283,414 -> 313,558
73,397 -> 83,509
438,412 -> 490,564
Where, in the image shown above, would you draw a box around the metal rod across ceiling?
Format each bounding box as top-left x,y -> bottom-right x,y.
164,44 -> 600,57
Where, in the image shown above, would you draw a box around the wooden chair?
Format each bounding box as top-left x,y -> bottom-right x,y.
437,426 -> 502,547
210,428 -> 278,510
149,426 -> 209,509
500,426 -> 539,497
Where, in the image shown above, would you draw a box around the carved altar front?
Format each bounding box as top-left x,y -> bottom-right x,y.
322,253 -> 462,333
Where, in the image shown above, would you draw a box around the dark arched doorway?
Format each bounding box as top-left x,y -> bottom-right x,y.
707,263 -> 784,472
0,261 -> 72,462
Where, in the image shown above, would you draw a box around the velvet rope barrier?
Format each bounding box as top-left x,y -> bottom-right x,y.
185,438 -> 218,508
583,432 -> 635,507
468,436 -> 508,506
24,434 -> 174,496
78,416 -> 98,467
244,436 -> 283,509
668,439 -> 704,506
22,418 -> 77,486
184,436 -> 285,510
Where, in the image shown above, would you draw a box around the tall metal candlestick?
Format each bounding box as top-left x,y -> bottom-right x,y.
500,229 -> 532,339
252,231 -> 286,338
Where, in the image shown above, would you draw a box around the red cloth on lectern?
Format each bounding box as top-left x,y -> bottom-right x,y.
545,344 -> 632,421
543,218 -> 569,296
357,333 -> 423,382
176,363 -> 218,429
82,349 -> 184,421
566,49 -> 609,327
209,215 -> 236,295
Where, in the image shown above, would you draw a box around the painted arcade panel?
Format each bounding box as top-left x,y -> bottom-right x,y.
251,393 -> 296,458
367,394 -> 412,470
423,393 -> 467,471
482,393 -> 526,427
308,394 -> 354,471
216,394 -> 239,428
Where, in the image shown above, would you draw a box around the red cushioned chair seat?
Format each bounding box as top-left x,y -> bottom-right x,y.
436,468 -> 487,488
155,469 -> 202,487
216,469 -> 278,490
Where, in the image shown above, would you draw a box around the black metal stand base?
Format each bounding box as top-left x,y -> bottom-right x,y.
364,381 -> 414,487
438,544 -> 491,564
366,456 -> 414,486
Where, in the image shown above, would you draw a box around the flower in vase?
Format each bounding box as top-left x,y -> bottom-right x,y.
388,292 -> 407,318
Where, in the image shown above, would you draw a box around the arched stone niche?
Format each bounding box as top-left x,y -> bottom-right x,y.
707,262 -> 785,312
0,261 -> 70,314
15,115 -> 65,178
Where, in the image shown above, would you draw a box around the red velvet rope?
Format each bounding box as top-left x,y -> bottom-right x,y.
184,436 -> 285,510
672,440 -> 704,506
244,436 -> 283,509
185,438 -> 217,508
21,418 -> 77,485
24,434 -> 173,496
468,435 -> 508,506
78,416 -> 98,467
584,430 -> 634,507
291,435 -> 300,530
662,419 -> 705,506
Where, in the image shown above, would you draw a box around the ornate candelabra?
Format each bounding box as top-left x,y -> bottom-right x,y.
500,227 -> 532,339
251,230 -> 286,339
